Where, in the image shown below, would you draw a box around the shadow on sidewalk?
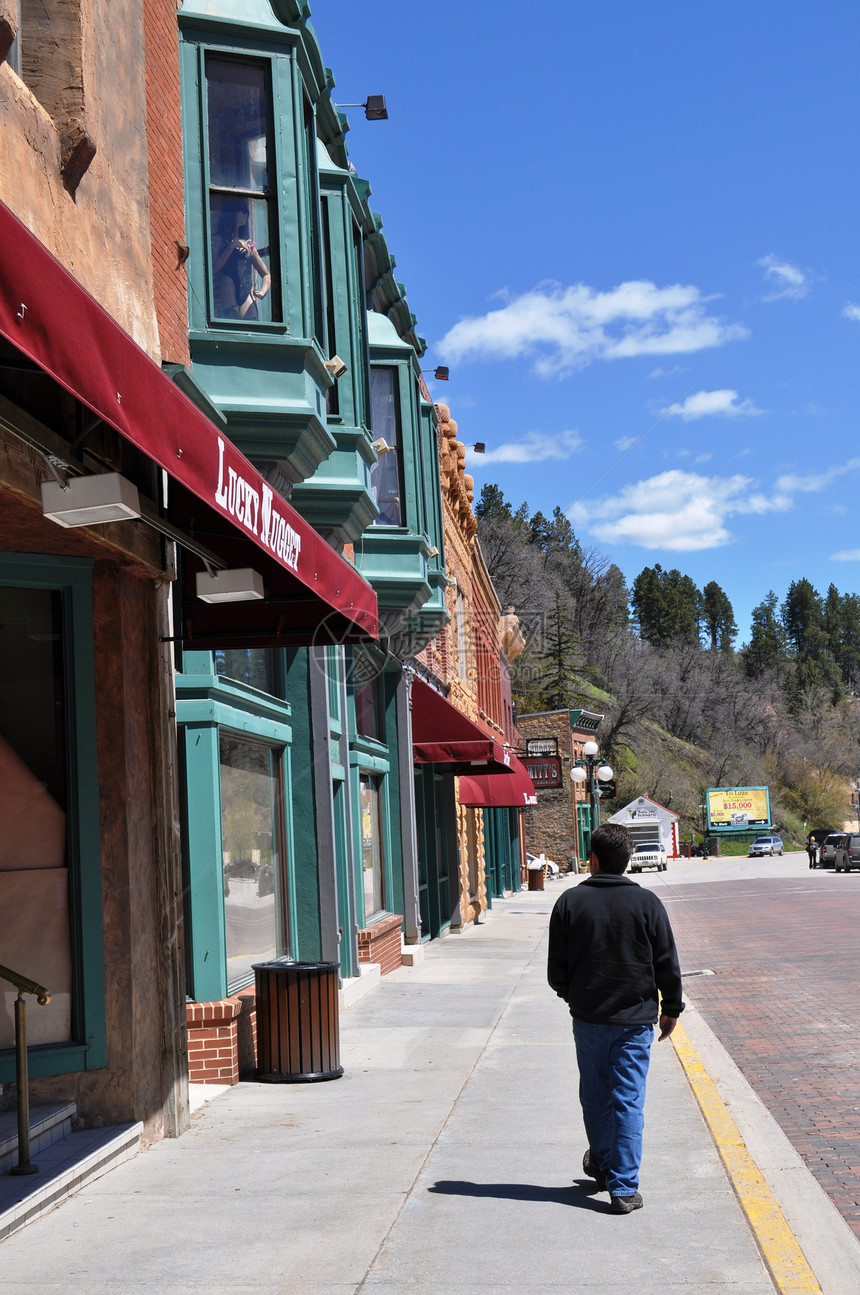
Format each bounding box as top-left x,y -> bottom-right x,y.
428,1179 -> 607,1211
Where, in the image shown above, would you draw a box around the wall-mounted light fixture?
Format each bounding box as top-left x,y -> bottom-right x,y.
425,546 -> 439,558
335,95 -> 388,121
41,472 -> 141,528
195,567 -> 265,604
422,366 -> 449,381
324,355 -> 348,378
370,437 -> 392,455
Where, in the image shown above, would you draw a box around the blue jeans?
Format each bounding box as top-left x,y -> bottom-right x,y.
572,1020 -> 653,1197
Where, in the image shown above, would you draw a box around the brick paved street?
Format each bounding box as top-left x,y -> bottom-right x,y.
659,865 -> 860,1237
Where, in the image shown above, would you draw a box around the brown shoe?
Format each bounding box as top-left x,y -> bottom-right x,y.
610,1192 -> 643,1214
582,1149 -> 607,1191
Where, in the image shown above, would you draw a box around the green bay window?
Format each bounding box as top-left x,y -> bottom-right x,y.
370,366 -> 403,526
205,54 -> 280,323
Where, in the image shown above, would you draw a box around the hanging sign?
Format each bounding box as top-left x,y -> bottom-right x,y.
522,755 -> 563,789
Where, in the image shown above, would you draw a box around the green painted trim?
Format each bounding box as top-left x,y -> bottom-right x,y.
177,696 -> 292,743
0,1043 -> 91,1085
349,748 -> 390,775
181,722 -> 227,1002
0,554 -> 106,1074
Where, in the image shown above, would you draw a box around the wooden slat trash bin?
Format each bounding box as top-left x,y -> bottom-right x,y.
253,960 -> 343,1083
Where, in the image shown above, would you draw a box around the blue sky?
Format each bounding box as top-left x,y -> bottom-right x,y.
310,1 -> 860,641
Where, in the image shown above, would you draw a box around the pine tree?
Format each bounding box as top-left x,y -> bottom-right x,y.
745,591 -> 786,678
475,483 -> 512,522
701,581 -> 738,652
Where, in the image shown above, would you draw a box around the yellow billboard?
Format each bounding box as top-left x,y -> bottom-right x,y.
706,786 -> 771,831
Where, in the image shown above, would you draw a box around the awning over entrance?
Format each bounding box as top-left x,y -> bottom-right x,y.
411,677 -> 514,774
0,202 -> 378,647
458,756 -> 538,809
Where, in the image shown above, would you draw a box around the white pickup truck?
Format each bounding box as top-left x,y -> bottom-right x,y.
629,841 -> 667,873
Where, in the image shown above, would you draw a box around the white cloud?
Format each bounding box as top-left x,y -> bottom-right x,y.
758,254 -> 809,301
566,454 -> 860,552
648,365 -> 686,379
842,303 -> 860,322
775,456 -> 860,494
437,279 -> 748,376
666,388 -> 765,421
567,469 -> 789,552
615,435 -> 638,452
477,429 -> 583,465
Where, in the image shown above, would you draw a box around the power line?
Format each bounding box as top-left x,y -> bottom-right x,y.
567,381 -> 696,510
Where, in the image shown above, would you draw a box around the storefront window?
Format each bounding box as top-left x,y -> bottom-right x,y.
369,367 -> 402,525
206,55 -> 280,323
220,735 -> 285,991
215,648 -> 280,696
359,772 -> 385,920
0,586 -> 72,1048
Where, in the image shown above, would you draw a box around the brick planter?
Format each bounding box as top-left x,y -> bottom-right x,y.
357,912 -> 404,975
186,990 -> 257,1085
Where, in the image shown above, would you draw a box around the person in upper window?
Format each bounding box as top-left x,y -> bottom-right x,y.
212,199 -> 271,320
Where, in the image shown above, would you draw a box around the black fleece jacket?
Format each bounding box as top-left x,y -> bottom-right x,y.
547,874 -> 685,1024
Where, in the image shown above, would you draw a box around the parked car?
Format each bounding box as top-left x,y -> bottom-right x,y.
629,841 -> 667,873
526,852 -> 559,877
749,835 -> 784,857
819,832 -> 843,868
834,834 -> 860,873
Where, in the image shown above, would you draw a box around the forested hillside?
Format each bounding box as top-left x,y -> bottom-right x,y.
476,484 -> 860,842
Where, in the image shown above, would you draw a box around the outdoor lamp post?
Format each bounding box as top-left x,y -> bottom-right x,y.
570,740 -> 614,834
698,802 -> 709,857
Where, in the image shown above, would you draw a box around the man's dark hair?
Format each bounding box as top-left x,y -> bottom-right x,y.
591,823 -> 633,874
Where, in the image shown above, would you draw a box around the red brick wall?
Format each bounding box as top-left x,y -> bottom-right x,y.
357,913 -> 404,975
185,991 -> 260,1084
143,0 -> 190,366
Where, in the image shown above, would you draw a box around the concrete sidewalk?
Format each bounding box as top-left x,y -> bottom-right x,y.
1,880 -> 858,1293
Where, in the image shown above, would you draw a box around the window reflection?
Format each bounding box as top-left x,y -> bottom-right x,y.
370,367 -> 402,525
220,735 -> 284,991
360,773 -> 385,920
206,56 -> 279,322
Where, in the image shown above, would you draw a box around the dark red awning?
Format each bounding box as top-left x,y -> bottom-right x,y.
411,677 -> 514,773
458,756 -> 538,808
0,201 -> 378,647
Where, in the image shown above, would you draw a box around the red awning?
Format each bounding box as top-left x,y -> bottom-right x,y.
0,201 -> 378,647
411,677 -> 514,773
458,756 -> 538,809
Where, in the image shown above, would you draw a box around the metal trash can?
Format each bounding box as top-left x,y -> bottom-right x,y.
253,960 -> 343,1083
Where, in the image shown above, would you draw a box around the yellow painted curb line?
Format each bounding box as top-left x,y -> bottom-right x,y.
671,1021 -> 822,1295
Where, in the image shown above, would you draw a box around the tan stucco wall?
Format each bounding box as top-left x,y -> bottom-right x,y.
0,0 -> 159,355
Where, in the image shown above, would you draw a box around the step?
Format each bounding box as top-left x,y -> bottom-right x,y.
0,1120 -> 142,1244
0,1102 -> 76,1175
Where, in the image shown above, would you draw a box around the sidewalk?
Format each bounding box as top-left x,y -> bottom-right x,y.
1,880 -> 858,1293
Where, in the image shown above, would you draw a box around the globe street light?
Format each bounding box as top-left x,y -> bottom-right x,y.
570,740 -> 614,839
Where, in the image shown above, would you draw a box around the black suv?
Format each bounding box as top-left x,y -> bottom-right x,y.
834,833 -> 860,873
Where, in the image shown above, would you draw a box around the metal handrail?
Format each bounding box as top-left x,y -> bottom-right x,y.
0,964 -> 51,1175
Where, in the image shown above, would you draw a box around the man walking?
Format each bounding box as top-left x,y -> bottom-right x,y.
547,822 -> 684,1214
